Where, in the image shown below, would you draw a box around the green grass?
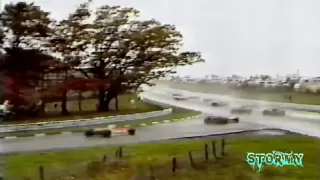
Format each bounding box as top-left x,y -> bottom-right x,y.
5,136 -> 319,179
2,109 -> 199,137
4,94 -> 161,124
169,82 -> 320,105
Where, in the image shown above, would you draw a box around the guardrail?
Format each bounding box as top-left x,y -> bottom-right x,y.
141,97 -> 201,113
0,108 -> 172,133
165,88 -> 320,112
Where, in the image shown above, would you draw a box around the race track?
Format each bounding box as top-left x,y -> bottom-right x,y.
144,88 -> 320,137
1,86 -> 320,154
0,119 -> 267,154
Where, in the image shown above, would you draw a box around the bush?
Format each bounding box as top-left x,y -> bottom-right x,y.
86,161 -> 105,177
304,88 -> 313,94
9,105 -> 42,120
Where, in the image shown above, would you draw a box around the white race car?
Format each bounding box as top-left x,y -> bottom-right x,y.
85,127 -> 136,138
202,98 -> 213,103
172,93 -> 182,96
230,106 -> 253,114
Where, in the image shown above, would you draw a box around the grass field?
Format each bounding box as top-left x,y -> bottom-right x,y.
5,136 -> 319,179
169,82 -> 320,105
1,108 -> 199,137
5,94 -> 161,124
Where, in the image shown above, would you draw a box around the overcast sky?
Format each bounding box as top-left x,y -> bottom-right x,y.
3,0 -> 320,77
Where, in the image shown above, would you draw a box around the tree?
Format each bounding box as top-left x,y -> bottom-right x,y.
78,5 -> 204,111
0,2 -> 53,49
0,28 -> 4,49
0,47 -> 55,106
45,77 -> 109,111
0,2 -> 55,107
49,1 -> 94,115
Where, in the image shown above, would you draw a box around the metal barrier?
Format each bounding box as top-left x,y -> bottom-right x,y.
0,108 -> 172,133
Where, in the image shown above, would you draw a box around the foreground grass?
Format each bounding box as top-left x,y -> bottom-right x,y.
4,94 -> 161,124
5,136 -> 319,179
170,82 -> 320,105
2,108 -> 199,137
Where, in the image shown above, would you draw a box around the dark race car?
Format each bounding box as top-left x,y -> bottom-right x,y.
210,101 -> 228,107
85,127 -> 136,138
204,116 -> 239,124
173,96 -> 188,101
230,106 -> 253,115
262,108 -> 286,116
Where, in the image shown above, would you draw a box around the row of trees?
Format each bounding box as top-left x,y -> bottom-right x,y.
0,1 -> 204,116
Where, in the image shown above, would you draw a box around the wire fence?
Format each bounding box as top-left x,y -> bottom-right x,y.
18,139 -> 235,180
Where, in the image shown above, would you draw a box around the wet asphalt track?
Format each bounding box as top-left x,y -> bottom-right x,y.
146,89 -> 320,137
0,119 -> 267,154
1,87 -> 320,154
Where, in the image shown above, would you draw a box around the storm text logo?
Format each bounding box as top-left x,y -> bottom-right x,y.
246,151 -> 304,174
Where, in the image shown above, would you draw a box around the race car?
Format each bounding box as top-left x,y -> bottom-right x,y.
187,95 -> 199,99
85,127 -> 136,137
202,98 -> 213,103
262,108 -> 286,116
210,101 -> 228,107
204,116 -> 239,124
172,93 -> 182,96
230,106 -> 253,115
173,96 -> 188,101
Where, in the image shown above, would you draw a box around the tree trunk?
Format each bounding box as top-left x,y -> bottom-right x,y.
61,90 -> 69,115
104,96 -> 112,111
105,90 -> 118,111
78,91 -> 82,111
97,88 -> 107,112
101,76 -> 123,112
115,95 -> 119,110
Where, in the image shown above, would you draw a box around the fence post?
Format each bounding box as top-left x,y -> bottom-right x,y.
188,151 -> 195,168
115,148 -> 119,158
204,144 -> 209,161
102,155 -> 107,162
39,165 -> 44,180
172,157 -> 177,174
211,141 -> 217,159
119,147 -> 123,159
148,165 -> 155,180
0,156 -> 4,180
221,139 -> 226,156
